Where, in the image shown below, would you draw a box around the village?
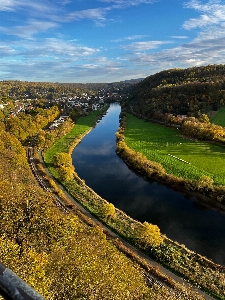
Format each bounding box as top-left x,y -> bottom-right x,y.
3,88 -> 122,119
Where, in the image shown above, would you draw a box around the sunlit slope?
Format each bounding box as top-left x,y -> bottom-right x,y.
211,106 -> 225,127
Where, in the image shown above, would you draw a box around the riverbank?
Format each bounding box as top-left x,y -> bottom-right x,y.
43,106 -> 225,300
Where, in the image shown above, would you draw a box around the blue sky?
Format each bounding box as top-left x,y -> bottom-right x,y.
1,0 -> 225,83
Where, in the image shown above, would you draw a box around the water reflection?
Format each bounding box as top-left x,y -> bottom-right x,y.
72,103 -> 225,265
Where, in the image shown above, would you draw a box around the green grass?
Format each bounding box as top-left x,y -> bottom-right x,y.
210,106 -> 225,127
44,108 -> 108,174
124,114 -> 225,185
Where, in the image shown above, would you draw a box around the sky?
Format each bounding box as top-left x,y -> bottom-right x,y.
1,0 -> 225,83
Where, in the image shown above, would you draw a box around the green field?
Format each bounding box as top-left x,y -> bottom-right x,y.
124,114 -> 225,185
45,108 -> 107,173
210,106 -> 225,127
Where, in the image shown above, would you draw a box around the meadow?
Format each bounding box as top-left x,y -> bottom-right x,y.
124,114 -> 225,186
211,106 -> 225,127
44,108 -> 107,176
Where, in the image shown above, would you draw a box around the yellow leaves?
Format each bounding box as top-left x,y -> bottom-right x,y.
199,113 -> 210,124
136,221 -> 164,248
182,116 -> 225,141
58,165 -> 75,182
196,176 -> 214,190
47,226 -> 151,299
0,235 -> 51,298
52,152 -> 75,181
18,250 -> 51,298
53,152 -> 72,168
0,235 -> 21,266
99,202 -> 116,221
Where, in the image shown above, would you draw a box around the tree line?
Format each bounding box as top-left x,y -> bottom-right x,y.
156,112 -> 225,143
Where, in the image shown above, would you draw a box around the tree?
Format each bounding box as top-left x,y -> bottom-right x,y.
47,225 -> 151,300
199,113 -> 210,123
136,221 -> 163,248
36,132 -> 46,148
0,110 -> 5,122
53,152 -> 74,181
53,152 -> 72,168
99,202 -> 116,221
69,108 -> 82,122
196,176 -> 214,189
58,165 -> 74,182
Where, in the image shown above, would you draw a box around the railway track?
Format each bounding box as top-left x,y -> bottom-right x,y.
27,146 -> 69,213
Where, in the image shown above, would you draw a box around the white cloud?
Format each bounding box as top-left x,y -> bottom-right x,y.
0,40 -> 102,83
183,0 -> 225,29
0,45 -> 16,56
99,0 -> 156,5
0,40 -> 128,82
0,0 -> 17,11
0,38 -> 100,72
170,36 -> 189,39
64,0 -> 157,25
121,40 -> 171,51
122,25 -> 225,74
3,0 -> 225,82
44,38 -> 99,56
111,35 -> 149,42
0,0 -> 56,13
65,7 -> 110,24
60,0 -> 71,5
0,20 -> 58,39
0,0 -> 158,37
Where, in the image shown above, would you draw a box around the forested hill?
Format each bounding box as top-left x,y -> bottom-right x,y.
126,64 -> 225,119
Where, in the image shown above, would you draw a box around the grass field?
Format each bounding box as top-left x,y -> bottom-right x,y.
124,114 -> 225,185
210,106 -> 225,127
44,109 -> 107,175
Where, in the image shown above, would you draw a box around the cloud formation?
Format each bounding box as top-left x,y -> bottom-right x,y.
183,0 -> 225,29
1,0 -> 225,82
111,35 -> 149,42
0,20 -> 58,38
121,40 -> 172,51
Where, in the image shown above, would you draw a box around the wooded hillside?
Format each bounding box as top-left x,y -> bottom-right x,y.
127,64 -> 225,118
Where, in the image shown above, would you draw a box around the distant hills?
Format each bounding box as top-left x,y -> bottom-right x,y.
126,64 -> 225,119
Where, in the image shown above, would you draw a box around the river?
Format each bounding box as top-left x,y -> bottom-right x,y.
72,103 -> 225,266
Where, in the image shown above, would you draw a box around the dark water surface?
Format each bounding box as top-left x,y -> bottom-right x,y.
72,103 -> 225,265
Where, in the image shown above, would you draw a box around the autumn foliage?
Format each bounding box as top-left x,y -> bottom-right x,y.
0,126 -> 154,299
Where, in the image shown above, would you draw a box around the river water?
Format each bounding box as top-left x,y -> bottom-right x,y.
72,103 -> 225,266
